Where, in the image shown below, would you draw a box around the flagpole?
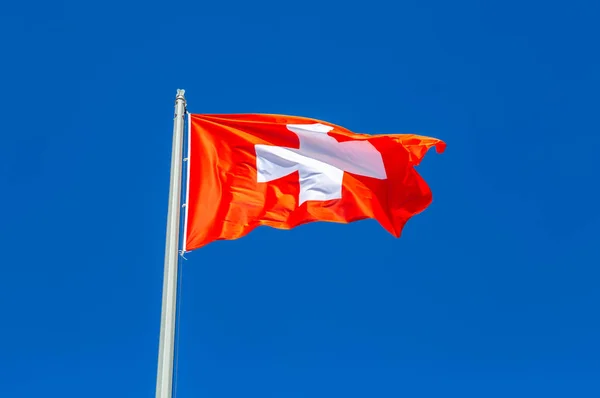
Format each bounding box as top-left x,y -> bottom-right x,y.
156,89 -> 186,398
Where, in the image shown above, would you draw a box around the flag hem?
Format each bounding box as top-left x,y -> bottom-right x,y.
181,112 -> 192,253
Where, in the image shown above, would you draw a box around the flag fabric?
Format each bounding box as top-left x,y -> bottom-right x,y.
183,113 -> 445,251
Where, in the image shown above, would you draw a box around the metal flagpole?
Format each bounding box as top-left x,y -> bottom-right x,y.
156,89 -> 186,398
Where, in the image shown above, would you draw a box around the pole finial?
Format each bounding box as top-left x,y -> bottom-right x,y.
176,89 -> 185,99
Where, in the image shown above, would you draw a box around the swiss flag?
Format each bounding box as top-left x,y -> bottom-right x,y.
183,113 -> 445,251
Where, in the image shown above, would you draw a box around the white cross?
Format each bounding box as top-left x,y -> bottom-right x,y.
255,123 -> 387,204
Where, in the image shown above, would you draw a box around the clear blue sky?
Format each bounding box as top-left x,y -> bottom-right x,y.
1,1 -> 599,397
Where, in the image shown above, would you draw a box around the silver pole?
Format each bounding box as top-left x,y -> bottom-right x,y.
156,89 -> 186,398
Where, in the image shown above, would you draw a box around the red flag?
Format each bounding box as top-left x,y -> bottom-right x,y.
183,113 -> 445,251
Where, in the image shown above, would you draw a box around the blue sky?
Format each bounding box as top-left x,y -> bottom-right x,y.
1,1 -> 599,397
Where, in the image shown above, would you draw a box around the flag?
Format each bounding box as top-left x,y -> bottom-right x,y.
183,113 -> 445,251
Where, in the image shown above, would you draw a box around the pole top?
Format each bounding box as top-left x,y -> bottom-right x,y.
176,89 -> 185,100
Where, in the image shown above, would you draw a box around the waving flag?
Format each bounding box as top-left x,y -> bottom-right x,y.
183,113 -> 445,251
